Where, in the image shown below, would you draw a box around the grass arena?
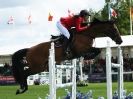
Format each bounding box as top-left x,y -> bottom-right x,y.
0,82 -> 133,99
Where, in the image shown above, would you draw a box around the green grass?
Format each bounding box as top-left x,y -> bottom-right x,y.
0,82 -> 133,99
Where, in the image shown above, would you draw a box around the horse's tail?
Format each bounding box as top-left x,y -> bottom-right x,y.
12,48 -> 28,94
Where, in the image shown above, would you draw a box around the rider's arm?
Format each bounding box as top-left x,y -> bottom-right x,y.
75,17 -> 88,32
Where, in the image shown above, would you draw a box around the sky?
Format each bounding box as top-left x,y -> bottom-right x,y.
0,0 -> 105,55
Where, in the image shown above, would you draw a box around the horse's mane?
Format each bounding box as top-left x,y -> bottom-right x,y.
90,18 -> 114,25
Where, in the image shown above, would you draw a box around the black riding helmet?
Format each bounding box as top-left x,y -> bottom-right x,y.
80,9 -> 91,17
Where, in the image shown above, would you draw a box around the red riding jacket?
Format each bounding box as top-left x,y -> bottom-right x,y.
60,16 -> 88,32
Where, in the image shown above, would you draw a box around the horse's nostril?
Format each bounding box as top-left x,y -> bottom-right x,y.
116,40 -> 122,44
120,40 -> 123,44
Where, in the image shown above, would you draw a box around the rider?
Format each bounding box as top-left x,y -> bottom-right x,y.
53,9 -> 91,55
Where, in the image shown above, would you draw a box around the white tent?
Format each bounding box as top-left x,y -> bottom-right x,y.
0,35 -> 133,55
93,35 -> 133,48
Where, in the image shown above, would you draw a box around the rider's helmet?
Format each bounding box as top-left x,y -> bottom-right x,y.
79,9 -> 91,17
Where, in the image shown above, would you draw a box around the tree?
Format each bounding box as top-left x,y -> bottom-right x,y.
99,0 -> 132,35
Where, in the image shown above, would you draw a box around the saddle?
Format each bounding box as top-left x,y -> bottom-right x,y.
50,28 -> 76,59
51,35 -> 64,47
51,35 -> 61,41
50,35 -> 73,59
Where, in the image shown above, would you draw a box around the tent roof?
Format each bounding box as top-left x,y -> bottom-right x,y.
0,35 -> 133,55
93,35 -> 133,48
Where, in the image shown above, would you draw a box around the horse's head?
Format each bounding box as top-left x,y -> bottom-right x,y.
105,20 -> 123,44
90,18 -> 123,45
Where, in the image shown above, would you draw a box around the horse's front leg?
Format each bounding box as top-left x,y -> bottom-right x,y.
84,47 -> 101,60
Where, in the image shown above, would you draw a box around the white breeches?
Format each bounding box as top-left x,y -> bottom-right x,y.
56,21 -> 70,39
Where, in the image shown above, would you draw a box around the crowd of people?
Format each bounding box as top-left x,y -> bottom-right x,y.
82,54 -> 133,81
1,54 -> 133,82
0,63 -> 12,76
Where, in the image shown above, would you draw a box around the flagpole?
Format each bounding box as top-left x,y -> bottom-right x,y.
130,0 -> 133,35
108,1 -> 111,20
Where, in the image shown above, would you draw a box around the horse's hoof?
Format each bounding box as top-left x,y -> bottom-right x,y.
16,87 -> 28,95
16,89 -> 20,95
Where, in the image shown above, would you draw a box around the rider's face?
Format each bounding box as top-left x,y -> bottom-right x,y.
84,16 -> 89,22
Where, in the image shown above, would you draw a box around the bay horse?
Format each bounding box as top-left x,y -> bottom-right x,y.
12,18 -> 122,94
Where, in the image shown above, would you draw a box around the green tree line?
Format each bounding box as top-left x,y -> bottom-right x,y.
91,0 -> 133,35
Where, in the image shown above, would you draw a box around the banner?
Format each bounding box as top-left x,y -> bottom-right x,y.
48,12 -> 53,21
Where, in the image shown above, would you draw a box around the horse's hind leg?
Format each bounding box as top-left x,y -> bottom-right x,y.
16,68 -> 32,95
15,69 -> 28,94
12,48 -> 31,95
16,78 -> 28,94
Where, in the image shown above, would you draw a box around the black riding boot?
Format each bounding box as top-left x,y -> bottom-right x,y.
63,37 -> 70,56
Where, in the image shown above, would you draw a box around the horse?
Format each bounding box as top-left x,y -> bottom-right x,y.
12,18 -> 122,95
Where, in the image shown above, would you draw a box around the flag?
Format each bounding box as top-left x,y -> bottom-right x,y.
110,8 -> 117,18
7,16 -> 14,24
48,12 -> 53,21
68,9 -> 74,17
28,15 -> 32,24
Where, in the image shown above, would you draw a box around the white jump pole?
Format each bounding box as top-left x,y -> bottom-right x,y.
117,46 -> 124,99
56,68 -> 62,84
106,41 -> 124,99
106,41 -> 112,99
66,69 -> 71,82
72,59 -> 77,99
49,42 -> 56,99
79,57 -> 84,82
49,42 -> 76,99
